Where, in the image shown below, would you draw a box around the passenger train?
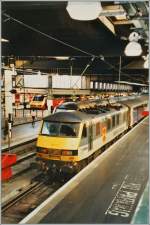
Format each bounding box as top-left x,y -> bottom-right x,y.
30,95 -> 47,110
52,95 -> 143,113
30,95 -> 65,110
36,95 -> 148,176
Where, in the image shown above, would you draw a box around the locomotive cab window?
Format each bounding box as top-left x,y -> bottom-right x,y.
60,124 -> 76,136
42,122 -> 59,136
33,96 -> 44,101
41,121 -> 79,137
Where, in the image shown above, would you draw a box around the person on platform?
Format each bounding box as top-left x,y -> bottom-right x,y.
31,109 -> 36,127
3,120 -> 8,140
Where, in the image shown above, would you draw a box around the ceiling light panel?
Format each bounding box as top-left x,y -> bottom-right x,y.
66,1 -> 102,21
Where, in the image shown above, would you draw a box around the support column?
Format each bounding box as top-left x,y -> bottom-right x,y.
4,69 -> 13,119
47,74 -> 53,114
4,69 -> 13,146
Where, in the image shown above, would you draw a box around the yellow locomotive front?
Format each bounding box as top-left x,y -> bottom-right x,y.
36,112 -> 84,175
30,95 -> 47,110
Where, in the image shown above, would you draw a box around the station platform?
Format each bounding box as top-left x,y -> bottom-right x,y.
131,183 -> 149,224
12,117 -> 41,127
1,121 -> 41,150
20,117 -> 149,224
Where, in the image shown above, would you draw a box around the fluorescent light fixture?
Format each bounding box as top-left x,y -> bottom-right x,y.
1,38 -> 9,42
128,32 -> 140,42
66,1 -> 102,21
124,41 -> 142,56
115,14 -> 126,20
55,57 -> 69,60
101,5 -> 126,20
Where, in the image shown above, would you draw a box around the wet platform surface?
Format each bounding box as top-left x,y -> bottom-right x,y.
21,117 -> 149,224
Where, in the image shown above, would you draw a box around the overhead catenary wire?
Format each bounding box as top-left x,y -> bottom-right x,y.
3,13 -> 95,57
71,56 -> 95,88
3,12 -> 144,83
98,57 -> 144,83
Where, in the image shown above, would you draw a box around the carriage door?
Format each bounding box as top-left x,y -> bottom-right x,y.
88,124 -> 93,151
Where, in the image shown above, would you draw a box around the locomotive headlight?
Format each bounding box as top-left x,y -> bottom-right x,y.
37,147 -> 48,154
62,150 -> 73,156
61,150 -> 78,156
42,149 -> 49,154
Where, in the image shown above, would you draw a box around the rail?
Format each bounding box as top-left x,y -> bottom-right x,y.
2,138 -> 37,152
2,179 -> 62,224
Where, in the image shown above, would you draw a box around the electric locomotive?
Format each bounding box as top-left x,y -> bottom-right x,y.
36,96 -> 148,175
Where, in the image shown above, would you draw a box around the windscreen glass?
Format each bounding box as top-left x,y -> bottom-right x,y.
41,122 -> 80,137
33,96 -> 44,101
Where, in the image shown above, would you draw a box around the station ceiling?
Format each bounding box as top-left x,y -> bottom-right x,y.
2,1 -> 149,84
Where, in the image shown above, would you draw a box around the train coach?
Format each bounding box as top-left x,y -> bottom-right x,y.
121,96 -> 148,127
36,96 -> 148,175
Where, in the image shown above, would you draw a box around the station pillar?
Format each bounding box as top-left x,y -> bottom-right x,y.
47,74 -> 53,114
2,67 -> 17,181
4,69 -> 13,146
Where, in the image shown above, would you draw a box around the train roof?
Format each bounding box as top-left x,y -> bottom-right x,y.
44,105 -> 126,123
57,96 -> 148,111
44,111 -> 91,123
120,96 -> 148,107
44,96 -> 148,123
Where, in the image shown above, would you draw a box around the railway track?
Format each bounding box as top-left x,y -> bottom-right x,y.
2,139 -> 37,180
2,138 -> 37,154
10,153 -> 36,180
2,177 -> 62,224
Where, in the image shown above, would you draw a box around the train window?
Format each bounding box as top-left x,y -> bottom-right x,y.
82,125 -> 87,138
60,124 -> 76,136
42,122 -> 59,136
107,118 -> 111,130
123,113 -> 125,122
33,96 -> 44,101
123,112 -> 127,122
61,123 -> 79,137
112,115 -> 115,127
92,124 -> 96,138
41,122 -> 79,137
80,125 -> 88,146
116,114 -> 119,125
96,122 -> 100,136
